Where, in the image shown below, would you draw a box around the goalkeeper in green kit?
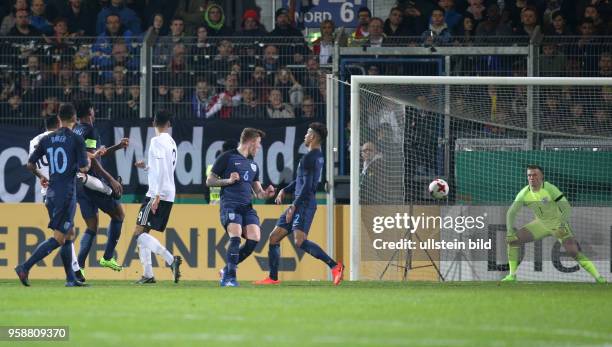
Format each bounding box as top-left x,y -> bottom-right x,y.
502,165 -> 606,283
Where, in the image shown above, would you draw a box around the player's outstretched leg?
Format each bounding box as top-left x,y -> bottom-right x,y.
502,229 -> 533,282
136,232 -> 181,283
15,236 -> 62,286
295,231 -> 344,286
77,226 -> 96,269
564,239 -> 606,284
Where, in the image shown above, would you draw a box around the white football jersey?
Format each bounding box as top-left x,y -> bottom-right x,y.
29,131 -> 53,195
146,132 -> 177,202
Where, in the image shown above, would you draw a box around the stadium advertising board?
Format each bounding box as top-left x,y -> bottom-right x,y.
282,0 -> 362,28
0,120 -> 313,202
0,204 -> 329,280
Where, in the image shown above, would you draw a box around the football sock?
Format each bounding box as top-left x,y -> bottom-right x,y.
299,240 -> 337,269
238,239 -> 258,264
61,240 -> 77,282
576,252 -> 601,279
508,245 -> 519,276
103,219 -> 123,261
138,246 -> 154,278
23,237 -> 60,271
226,236 -> 241,279
78,229 -> 96,268
70,242 -> 80,272
137,233 -> 174,265
268,243 -> 280,281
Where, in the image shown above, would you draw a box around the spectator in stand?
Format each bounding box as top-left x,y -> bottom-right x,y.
43,18 -> 77,67
542,0 -> 561,29
475,4 -> 512,37
1,0 -> 28,36
92,14 -> 137,69
246,64 -> 271,103
599,52 -> 612,78
544,10 -> 573,36
148,13 -> 165,36
421,7 -> 452,45
274,67 -> 303,108
466,0 -> 486,24
438,0 -> 462,32
235,87 -> 265,119
453,14 -> 477,44
573,19 -> 599,76
266,88 -> 294,119
261,44 -> 280,74
98,81 -> 118,119
125,81 -> 139,118
41,96 -> 59,118
203,3 -> 233,37
351,6 -> 371,43
210,39 -> 239,86
312,19 -> 335,64
2,93 -> 26,119
301,56 -> 321,97
296,95 -> 320,120
30,0 -> 53,35
507,0 -> 529,30
384,7 -> 413,38
153,72 -> 170,110
190,25 -> 214,71
399,0 -> 434,36
268,8 -> 308,66
168,43 -> 190,73
96,0 -> 141,35
9,8 -> 42,37
192,78 -> 214,119
111,64 -> 127,87
75,71 -> 93,99
168,86 -> 189,118
156,17 -> 193,65
63,0 -> 96,36
584,5 -> 609,35
206,73 -> 241,119
236,9 -> 267,36
512,6 -> 540,39
540,42 -> 566,76
174,0 -> 207,35
364,17 -> 387,47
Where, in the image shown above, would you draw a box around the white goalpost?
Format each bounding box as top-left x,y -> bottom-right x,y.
349,76 -> 612,281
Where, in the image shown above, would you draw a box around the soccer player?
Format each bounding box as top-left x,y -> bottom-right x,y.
29,115 -> 85,279
133,110 -> 182,284
255,123 -> 344,285
73,99 -> 128,278
503,164 -> 606,283
15,104 -> 91,287
206,128 -> 276,287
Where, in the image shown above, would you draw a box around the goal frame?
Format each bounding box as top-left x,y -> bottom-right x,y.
349,75 -> 612,280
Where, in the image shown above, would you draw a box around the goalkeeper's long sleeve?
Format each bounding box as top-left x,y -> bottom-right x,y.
556,198 -> 572,223
506,200 -> 522,235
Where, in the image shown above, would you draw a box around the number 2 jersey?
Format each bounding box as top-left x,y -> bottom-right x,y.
28,127 -> 89,201
146,132 -> 177,202
284,148 -> 324,209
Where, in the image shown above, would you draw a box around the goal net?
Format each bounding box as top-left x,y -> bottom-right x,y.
350,76 -> 612,282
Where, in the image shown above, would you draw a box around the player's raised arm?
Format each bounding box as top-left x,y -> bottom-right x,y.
101,137 -> 130,157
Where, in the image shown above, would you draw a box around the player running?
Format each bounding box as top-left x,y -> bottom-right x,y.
72,99 -> 128,279
133,110 -> 182,284
206,128 -> 275,287
255,123 -> 344,286
15,104 -> 91,287
502,164 -> 606,283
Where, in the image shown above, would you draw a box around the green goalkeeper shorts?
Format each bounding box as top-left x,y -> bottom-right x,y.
524,219 -> 574,242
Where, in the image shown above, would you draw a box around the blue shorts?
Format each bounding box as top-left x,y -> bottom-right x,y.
220,203 -> 260,229
46,195 -> 77,234
276,205 -> 316,234
77,185 -> 120,220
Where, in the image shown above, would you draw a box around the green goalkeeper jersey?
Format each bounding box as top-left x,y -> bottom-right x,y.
506,181 -> 572,234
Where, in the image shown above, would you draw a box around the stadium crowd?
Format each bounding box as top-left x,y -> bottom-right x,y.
0,0 -> 610,124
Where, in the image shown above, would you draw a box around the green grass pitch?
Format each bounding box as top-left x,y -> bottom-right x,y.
1,280 -> 611,347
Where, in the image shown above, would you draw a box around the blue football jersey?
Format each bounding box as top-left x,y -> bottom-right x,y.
28,127 -> 88,200
73,122 -> 100,176
211,149 -> 260,206
292,148 -> 324,208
